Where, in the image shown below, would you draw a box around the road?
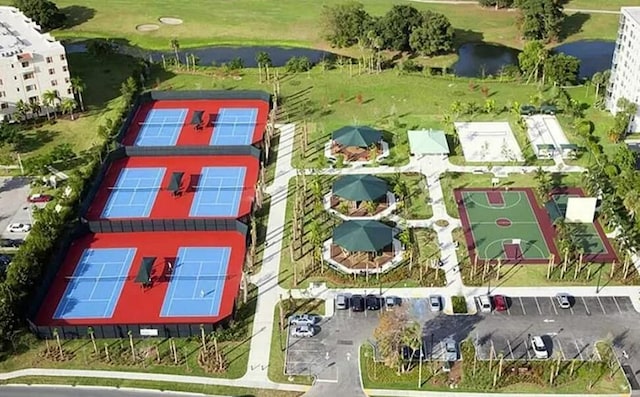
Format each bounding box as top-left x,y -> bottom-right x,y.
0,385 -> 225,397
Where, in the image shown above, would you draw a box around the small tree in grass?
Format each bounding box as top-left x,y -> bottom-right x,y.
128,330 -> 136,361
88,326 -> 97,354
52,328 -> 64,360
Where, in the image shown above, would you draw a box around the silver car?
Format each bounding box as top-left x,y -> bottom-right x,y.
289,314 -> 316,326
429,295 -> 441,312
443,338 -> 458,361
556,293 -> 571,309
291,325 -> 315,338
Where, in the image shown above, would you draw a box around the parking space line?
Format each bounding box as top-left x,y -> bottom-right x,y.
581,297 -> 590,316
569,303 -> 574,315
550,297 -> 558,315
519,297 -> 526,315
534,297 -> 542,315
506,303 -> 511,316
506,338 -> 515,360
597,296 -> 607,314
556,339 -> 566,360
613,296 -> 623,313
574,340 -> 584,360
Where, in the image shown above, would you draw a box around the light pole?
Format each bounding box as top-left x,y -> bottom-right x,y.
418,338 -> 423,388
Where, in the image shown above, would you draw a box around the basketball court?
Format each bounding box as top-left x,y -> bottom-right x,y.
455,188 -> 557,264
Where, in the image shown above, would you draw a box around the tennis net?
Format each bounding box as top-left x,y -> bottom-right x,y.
107,186 -> 161,190
65,275 -> 129,282
138,121 -> 184,127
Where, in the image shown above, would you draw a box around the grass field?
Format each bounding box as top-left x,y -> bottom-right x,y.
0,0 -> 619,52
0,376 -> 302,397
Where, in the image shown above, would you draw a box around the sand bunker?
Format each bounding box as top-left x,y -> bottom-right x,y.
159,17 -> 183,25
136,24 -> 160,32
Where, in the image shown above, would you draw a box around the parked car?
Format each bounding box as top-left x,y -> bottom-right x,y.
365,294 -> 381,311
27,194 -> 53,203
289,314 -> 316,326
493,294 -> 508,311
429,295 -> 441,312
0,239 -> 22,248
7,223 -> 31,233
556,293 -> 571,309
531,336 -> 549,359
0,254 -> 12,266
291,325 -> 315,338
351,295 -> 365,312
478,295 -> 492,313
335,294 -> 348,310
385,296 -> 399,308
443,338 -> 458,362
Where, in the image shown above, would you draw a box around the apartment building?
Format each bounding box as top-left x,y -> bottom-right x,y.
606,7 -> 640,133
0,6 -> 73,121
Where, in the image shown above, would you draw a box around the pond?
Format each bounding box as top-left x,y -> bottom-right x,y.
452,40 -> 615,78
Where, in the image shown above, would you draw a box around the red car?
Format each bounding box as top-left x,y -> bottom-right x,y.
493,295 -> 508,311
28,194 -> 53,203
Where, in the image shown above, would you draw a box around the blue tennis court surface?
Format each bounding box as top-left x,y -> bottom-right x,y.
160,247 -> 231,317
102,167 -> 166,218
211,108 -> 258,146
135,108 -> 188,146
53,248 -> 136,319
189,166 -> 246,217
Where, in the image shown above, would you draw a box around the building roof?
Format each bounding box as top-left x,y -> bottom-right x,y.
407,129 -> 450,154
622,7 -> 640,25
332,174 -> 388,202
332,126 -> 382,148
333,220 -> 395,252
0,6 -> 63,59
85,155 -> 260,221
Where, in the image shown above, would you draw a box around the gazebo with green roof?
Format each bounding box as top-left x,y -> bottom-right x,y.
333,220 -> 395,252
333,174 -> 388,202
332,126 -> 382,148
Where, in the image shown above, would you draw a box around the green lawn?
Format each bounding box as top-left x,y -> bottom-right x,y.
268,299 -> 325,385
361,340 -> 629,394
0,376 -> 302,397
0,0 -> 618,52
565,0 -> 629,11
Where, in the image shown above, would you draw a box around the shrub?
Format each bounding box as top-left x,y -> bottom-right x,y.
452,296 -> 467,313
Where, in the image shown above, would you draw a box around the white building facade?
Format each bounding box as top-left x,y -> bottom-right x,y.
607,7 -> 640,133
0,6 -> 73,121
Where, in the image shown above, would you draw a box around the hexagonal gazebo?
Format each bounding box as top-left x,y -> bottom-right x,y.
326,126 -> 389,163
323,220 -> 404,274
325,174 -> 397,219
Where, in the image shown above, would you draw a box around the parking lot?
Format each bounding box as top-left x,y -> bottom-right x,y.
0,177 -> 33,241
478,295 -> 636,317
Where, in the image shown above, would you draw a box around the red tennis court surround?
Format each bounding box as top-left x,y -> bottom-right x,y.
121,99 -> 270,146
35,231 -> 246,326
85,155 -> 259,220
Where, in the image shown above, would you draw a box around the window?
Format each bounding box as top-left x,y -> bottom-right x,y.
46,56 -> 53,63
0,91 -> 5,98
21,61 -> 29,68
64,77 -> 69,83
51,80 -> 58,86
28,96 -> 38,104
26,84 -> 36,92
23,72 -> 34,79
0,78 -> 2,85
48,68 -> 55,75
0,103 -> 8,110
62,65 -> 68,72
66,88 -> 72,95
60,54 -> 65,61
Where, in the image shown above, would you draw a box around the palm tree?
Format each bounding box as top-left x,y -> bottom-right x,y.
623,190 -> 640,219
29,99 -> 41,119
52,328 -> 64,359
402,322 -> 422,373
170,38 -> 180,64
87,326 -> 97,354
127,330 -> 136,361
70,76 -> 86,111
14,99 -> 28,122
60,98 -> 77,120
256,51 -> 272,83
42,90 -> 59,119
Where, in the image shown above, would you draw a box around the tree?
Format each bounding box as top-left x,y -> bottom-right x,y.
285,56 -> 312,73
256,51 -> 272,83
479,0 -> 514,9
42,89 -> 59,119
87,326 -> 97,354
86,39 -> 117,58
12,0 -> 66,31
321,2 -> 372,48
374,306 -> 409,372
408,11 -> 454,56
543,53 -> 580,86
401,322 -> 422,372
515,0 -> 564,42
534,167 -> 552,201
14,100 -> 28,122
28,98 -> 41,119
60,98 -> 77,120
70,77 -> 86,111
518,40 -> 548,83
170,38 -> 180,64
52,328 -> 64,359
377,5 -> 423,51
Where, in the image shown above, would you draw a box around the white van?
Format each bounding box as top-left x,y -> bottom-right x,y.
478,295 -> 492,313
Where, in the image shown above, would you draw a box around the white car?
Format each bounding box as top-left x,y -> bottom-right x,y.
531,336 -> 549,359
291,325 -> 315,338
7,223 -> 31,233
289,314 -> 316,326
429,295 -> 441,312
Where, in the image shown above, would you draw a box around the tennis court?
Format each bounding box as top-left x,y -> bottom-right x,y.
160,247 -> 231,317
189,166 -> 246,217
135,108 -> 188,146
53,248 -> 136,319
102,167 -> 166,218
548,194 -> 610,256
456,188 -> 556,264
211,108 -> 258,145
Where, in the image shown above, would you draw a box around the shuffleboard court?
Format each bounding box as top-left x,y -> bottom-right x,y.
102,167 -> 166,218
135,108 -> 188,146
53,248 -> 136,319
456,188 -> 557,264
160,247 -> 231,317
